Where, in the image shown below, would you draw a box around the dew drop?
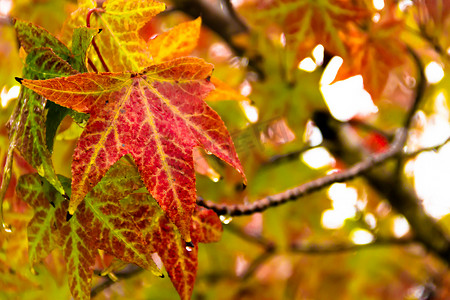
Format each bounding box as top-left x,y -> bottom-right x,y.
2,223 -> 12,233
185,240 -> 194,252
219,215 -> 233,224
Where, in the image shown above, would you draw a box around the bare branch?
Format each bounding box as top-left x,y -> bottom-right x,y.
261,144 -> 320,167
225,223 -> 275,250
221,0 -> 249,33
91,264 -> 144,298
171,0 -> 264,78
197,129 -> 406,216
290,238 -> 416,254
404,137 -> 450,158
241,248 -> 275,280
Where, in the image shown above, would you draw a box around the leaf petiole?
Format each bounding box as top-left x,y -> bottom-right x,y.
86,8 -> 110,72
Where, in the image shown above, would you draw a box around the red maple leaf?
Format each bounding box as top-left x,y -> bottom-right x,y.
17,57 -> 245,242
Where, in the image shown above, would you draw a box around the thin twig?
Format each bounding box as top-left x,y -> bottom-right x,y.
262,144 -> 320,167
348,119 -> 394,140
418,25 -> 447,58
224,222 -> 277,280
403,47 -> 426,135
197,129 -> 406,216
290,237 -> 416,254
91,264 -> 144,298
225,223 -> 275,250
241,249 -> 275,280
394,46 -> 426,177
404,137 -> 450,158
171,0 -> 265,79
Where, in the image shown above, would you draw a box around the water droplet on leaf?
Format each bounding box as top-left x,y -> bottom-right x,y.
185,241 -> 194,252
2,223 -> 12,233
219,215 -> 233,224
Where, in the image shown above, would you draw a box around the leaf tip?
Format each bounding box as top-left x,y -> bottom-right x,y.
15,77 -> 23,84
66,211 -> 73,222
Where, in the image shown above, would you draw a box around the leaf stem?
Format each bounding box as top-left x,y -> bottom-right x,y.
0,143 -> 14,233
87,58 -> 99,73
86,8 -> 110,72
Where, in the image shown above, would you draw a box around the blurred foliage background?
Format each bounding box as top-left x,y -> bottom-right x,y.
1,0 -> 449,299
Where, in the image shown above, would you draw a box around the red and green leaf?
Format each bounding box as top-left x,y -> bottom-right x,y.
17,158 -> 160,299
18,156 -> 222,299
3,21 -> 95,204
124,194 -> 222,300
18,56 -> 245,241
6,21 -> 78,198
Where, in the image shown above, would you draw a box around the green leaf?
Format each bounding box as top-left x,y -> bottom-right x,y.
14,19 -> 73,62
71,27 -> 100,72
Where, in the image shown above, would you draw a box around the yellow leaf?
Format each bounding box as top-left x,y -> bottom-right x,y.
149,17 -> 202,63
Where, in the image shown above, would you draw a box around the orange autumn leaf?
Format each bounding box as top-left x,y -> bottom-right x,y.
334,17 -> 407,100
205,76 -> 251,102
240,0 -> 369,61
